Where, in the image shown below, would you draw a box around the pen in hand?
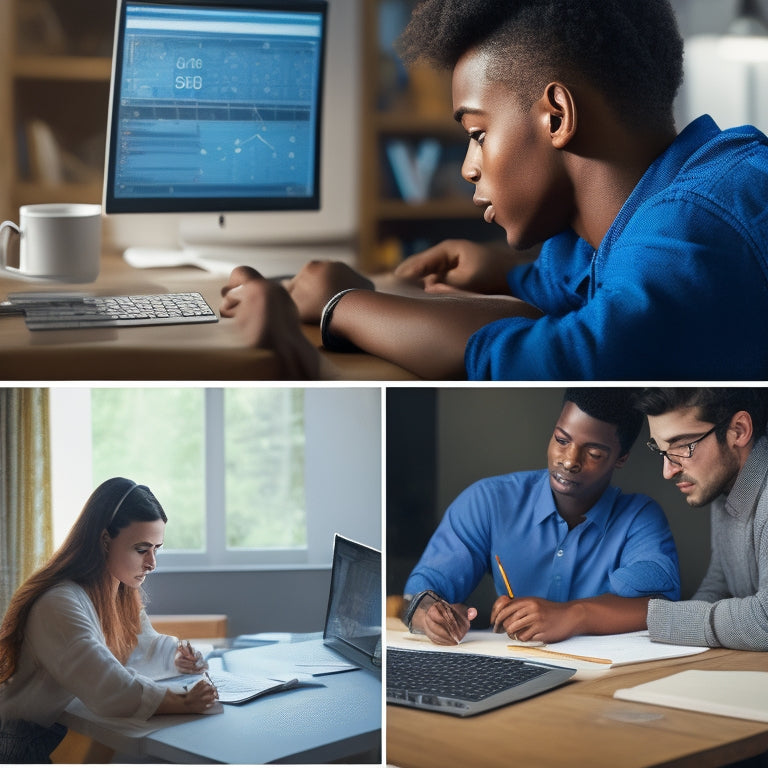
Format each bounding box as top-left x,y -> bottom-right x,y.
204,670 -> 219,698
428,597 -> 465,645
178,639 -> 206,670
493,554 -> 542,644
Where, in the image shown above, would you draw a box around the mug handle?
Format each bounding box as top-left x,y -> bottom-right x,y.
0,221 -> 21,272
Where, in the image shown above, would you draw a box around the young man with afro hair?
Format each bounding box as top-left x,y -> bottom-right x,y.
220,0 -> 768,380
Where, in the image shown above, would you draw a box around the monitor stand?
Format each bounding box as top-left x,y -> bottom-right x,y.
122,241 -> 357,279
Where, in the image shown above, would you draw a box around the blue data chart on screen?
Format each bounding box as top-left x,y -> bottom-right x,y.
114,4 -> 323,200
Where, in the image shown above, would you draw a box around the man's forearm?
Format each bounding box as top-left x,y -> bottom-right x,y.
330,291 -> 542,379
568,594 -> 651,636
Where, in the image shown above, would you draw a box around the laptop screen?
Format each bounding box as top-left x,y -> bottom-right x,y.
323,534 -> 381,670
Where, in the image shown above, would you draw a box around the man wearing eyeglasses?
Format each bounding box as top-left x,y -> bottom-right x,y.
635,388 -> 768,650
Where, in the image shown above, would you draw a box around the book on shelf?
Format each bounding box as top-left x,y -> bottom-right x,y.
384,138 -> 442,202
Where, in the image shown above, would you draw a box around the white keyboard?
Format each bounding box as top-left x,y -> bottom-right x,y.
3,291 -> 218,331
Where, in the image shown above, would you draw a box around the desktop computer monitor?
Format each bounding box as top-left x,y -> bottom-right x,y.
104,0 -> 357,276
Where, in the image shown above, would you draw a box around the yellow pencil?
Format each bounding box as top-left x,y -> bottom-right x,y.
495,554 -> 514,598
509,646 -> 612,665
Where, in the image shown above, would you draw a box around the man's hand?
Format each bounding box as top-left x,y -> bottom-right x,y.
410,595 -> 478,645
286,260 -> 374,323
490,596 -> 578,644
220,266 -> 321,378
491,593 -> 651,644
394,239 -> 517,296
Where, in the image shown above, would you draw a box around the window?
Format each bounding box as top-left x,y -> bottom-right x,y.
90,387 -> 208,552
49,387 -> 381,568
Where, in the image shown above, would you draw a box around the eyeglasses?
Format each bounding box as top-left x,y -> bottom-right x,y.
646,419 -> 728,465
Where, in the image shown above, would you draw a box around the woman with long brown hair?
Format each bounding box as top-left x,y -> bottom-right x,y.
0,477 -> 218,763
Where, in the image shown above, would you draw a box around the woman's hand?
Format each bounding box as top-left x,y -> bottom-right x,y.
182,678 -> 219,713
156,678 -> 219,715
175,641 -> 206,674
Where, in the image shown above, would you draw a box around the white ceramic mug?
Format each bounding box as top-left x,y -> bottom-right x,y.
0,203 -> 102,283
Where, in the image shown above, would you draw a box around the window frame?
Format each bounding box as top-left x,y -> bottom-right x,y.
49,386 -> 381,571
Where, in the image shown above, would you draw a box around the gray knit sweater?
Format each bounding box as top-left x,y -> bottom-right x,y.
647,436 -> 768,650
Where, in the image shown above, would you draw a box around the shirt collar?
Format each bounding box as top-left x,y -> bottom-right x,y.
598,115 -> 721,255
534,470 -> 621,533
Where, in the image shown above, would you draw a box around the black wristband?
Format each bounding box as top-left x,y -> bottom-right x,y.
404,589 -> 443,633
320,288 -> 360,352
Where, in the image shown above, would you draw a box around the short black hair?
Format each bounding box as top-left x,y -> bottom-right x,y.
634,388 -> 768,443
564,387 -> 643,456
397,0 -> 683,132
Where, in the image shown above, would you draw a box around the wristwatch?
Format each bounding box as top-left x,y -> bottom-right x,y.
404,589 -> 443,633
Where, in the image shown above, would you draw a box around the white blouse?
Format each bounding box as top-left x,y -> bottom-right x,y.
0,581 -> 178,727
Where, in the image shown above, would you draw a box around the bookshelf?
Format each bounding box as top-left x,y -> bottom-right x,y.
359,0 -> 498,272
0,0 -> 116,223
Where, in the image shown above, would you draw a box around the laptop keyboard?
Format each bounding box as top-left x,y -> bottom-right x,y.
5,292 -> 217,330
387,648 -> 550,704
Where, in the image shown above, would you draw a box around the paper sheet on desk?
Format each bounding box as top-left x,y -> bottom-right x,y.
516,630 -> 709,668
209,648 -> 358,679
388,627 -> 520,656
387,629 -> 710,679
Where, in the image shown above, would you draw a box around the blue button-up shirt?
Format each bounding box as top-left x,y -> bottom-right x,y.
404,470 -> 680,603
465,115 -> 768,379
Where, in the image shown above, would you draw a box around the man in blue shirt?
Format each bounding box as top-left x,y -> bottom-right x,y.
219,0 -> 768,381
403,388 -> 680,645
459,115 -> 768,379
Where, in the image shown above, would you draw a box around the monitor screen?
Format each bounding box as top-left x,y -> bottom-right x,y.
104,0 -> 327,215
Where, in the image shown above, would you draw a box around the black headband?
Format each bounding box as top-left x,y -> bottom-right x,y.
109,482 -> 143,526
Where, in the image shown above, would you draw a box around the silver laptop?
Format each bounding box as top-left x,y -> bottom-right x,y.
192,534 -> 381,702
321,534 -> 382,673
387,644 -> 575,717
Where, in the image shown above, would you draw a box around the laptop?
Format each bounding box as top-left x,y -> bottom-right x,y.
321,534 -> 382,672
387,644 -> 575,717
186,534 -> 381,703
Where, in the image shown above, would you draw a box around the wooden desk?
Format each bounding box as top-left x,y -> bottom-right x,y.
0,252 -> 418,380
387,645 -> 768,768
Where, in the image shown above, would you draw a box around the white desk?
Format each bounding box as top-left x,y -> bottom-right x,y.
60,639 -> 381,764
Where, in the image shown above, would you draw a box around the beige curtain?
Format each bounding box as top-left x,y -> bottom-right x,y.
0,388 -> 52,619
